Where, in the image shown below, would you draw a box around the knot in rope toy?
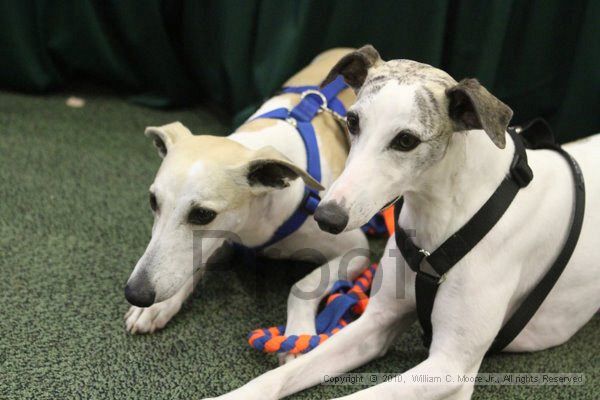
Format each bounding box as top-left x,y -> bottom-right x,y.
248,263 -> 378,355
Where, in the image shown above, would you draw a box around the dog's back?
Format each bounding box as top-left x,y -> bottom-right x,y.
505,133 -> 600,351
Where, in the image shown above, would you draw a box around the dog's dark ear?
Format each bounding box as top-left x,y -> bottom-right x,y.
238,146 -> 324,193
446,79 -> 513,149
144,122 -> 192,158
322,45 -> 383,91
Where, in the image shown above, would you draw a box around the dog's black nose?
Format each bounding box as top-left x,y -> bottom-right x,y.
314,201 -> 349,234
124,280 -> 155,308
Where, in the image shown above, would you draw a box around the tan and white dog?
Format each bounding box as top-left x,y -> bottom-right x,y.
205,46 -> 599,399
124,49 -> 371,356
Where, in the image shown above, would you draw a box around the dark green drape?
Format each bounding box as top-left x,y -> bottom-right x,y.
0,0 -> 597,140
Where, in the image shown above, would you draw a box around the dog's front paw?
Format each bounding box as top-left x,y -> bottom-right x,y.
124,299 -> 182,334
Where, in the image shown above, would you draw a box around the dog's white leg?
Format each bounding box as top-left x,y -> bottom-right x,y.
331,259 -> 521,400
125,272 -> 197,334
332,353 -> 477,400
280,230 -> 369,364
205,245 -> 417,400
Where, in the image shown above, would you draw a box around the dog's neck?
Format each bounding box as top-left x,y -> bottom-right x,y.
400,130 -> 515,252
230,96 -> 309,247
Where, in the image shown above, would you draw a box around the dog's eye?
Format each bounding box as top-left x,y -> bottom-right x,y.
346,112 -> 359,135
188,207 -> 217,225
389,131 -> 421,151
149,193 -> 158,212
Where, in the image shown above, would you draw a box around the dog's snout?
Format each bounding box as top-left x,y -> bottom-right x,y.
314,201 -> 349,234
124,277 -> 156,308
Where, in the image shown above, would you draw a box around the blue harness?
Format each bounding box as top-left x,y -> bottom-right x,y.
244,76 -> 349,251
235,75 -> 387,254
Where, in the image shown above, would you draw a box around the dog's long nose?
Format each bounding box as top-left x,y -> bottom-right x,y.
314,201 -> 349,234
124,276 -> 156,308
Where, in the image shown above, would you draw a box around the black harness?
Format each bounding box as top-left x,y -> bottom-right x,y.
393,119 -> 586,353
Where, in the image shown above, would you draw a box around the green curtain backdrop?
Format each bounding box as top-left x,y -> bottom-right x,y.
0,0 -> 597,140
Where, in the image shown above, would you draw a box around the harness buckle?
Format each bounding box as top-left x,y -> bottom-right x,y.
510,154 -> 533,188
300,89 -> 328,111
285,117 -> 297,128
415,249 -> 446,285
417,270 -> 446,285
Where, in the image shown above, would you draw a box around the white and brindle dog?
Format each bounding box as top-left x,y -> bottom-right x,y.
207,46 -> 599,399
123,49 -> 371,362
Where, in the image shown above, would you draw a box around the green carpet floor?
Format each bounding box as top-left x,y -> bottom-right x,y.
0,90 -> 597,399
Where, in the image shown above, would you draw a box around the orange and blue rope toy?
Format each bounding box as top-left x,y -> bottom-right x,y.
248,263 -> 379,354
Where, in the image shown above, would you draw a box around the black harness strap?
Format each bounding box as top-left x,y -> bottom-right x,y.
489,121 -> 586,352
394,122 -> 585,353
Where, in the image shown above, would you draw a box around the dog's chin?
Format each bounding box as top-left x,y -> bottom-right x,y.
347,211 -> 379,231
344,219 -> 364,232
379,196 -> 400,212
344,197 -> 400,232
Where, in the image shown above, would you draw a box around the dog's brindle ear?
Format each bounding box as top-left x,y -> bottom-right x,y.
244,146 -> 324,193
321,44 -> 383,91
446,79 -> 513,149
144,121 -> 192,158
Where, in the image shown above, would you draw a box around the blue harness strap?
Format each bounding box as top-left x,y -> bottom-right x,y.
245,76 -> 349,251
